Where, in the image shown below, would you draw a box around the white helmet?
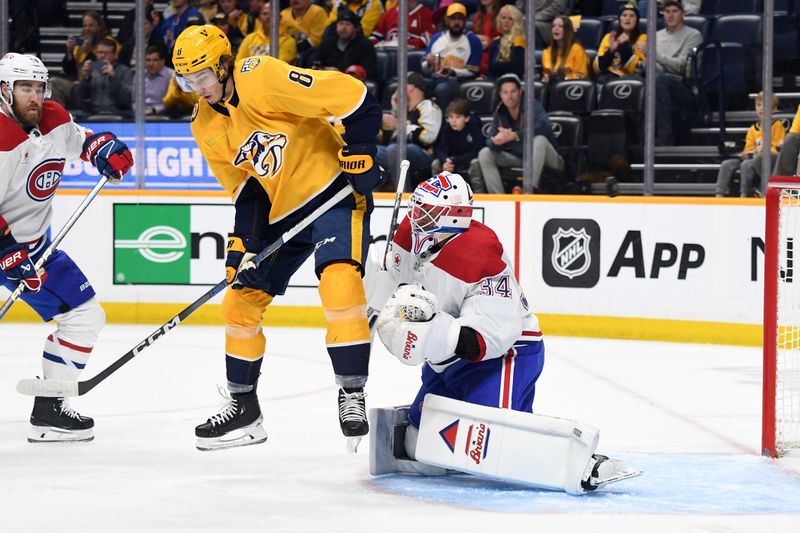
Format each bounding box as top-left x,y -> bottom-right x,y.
0,53 -> 51,107
409,173 -> 474,237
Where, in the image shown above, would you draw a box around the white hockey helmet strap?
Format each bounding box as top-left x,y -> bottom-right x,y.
0,53 -> 51,108
409,173 -> 474,236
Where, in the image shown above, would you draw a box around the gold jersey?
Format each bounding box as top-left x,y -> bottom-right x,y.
190,55 -> 368,223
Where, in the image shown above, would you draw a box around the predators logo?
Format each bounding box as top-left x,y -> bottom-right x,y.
234,131 -> 288,179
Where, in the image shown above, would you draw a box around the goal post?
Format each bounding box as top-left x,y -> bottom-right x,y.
763,176 -> 800,457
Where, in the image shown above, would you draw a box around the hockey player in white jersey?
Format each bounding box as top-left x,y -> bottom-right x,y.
0,53 -> 133,443
368,173 -> 639,493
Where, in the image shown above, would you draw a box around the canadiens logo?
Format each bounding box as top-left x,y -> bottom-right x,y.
234,131 -> 288,179
465,422 -> 491,465
26,158 -> 65,201
418,174 -> 453,198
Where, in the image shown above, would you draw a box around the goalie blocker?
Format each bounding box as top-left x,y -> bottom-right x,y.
370,394 -> 641,494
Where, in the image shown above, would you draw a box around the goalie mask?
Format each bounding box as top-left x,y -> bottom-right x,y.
409,173 -> 474,249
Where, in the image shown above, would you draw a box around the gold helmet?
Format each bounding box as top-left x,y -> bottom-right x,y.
172,24 -> 232,77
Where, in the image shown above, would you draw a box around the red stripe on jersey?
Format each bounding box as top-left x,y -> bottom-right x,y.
392,215 -> 413,252
501,351 -> 514,408
56,337 -> 93,353
37,101 -> 72,135
0,111 -> 29,152
470,330 -> 487,362
431,221 -> 506,283
521,330 -> 542,337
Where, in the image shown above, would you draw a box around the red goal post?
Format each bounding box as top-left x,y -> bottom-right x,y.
763,176 -> 800,457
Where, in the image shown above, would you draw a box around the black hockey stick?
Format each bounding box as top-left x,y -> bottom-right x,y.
16,184 -> 355,397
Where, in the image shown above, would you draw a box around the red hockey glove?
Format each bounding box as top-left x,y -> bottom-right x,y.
82,132 -> 134,183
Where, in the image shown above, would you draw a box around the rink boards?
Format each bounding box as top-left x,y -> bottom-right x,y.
1,190 -> 766,345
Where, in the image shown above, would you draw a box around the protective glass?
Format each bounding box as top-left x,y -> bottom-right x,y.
175,68 -> 219,93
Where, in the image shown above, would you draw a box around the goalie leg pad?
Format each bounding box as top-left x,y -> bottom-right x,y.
369,406 -> 451,476
414,394 -> 600,494
43,298 -> 105,381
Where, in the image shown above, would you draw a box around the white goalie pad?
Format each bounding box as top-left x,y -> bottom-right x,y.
415,394 -> 600,494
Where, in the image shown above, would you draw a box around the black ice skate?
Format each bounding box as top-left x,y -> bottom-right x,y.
581,454 -> 642,491
338,388 -> 368,452
195,388 -> 267,451
29,397 -> 94,443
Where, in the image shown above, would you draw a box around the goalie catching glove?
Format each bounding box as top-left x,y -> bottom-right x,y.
225,235 -> 268,290
338,144 -> 386,195
376,285 -> 460,366
82,132 -> 134,183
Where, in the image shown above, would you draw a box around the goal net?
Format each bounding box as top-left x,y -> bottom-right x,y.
763,176 -> 800,457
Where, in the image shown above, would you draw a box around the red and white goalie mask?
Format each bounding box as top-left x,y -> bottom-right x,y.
409,173 -> 474,251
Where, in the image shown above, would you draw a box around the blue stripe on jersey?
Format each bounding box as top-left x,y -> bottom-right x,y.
43,351 -> 86,369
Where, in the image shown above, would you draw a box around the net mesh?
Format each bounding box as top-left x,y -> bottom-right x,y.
776,189 -> 800,454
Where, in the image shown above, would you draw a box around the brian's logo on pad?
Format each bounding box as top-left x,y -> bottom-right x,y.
27,158 -> 65,201
438,419 -> 460,453
465,422 -> 491,465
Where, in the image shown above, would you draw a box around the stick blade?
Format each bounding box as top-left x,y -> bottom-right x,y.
16,378 -> 80,397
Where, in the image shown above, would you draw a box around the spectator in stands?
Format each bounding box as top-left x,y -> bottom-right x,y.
715,93 -> 785,198
637,0 -> 701,16
487,4 -> 526,79
377,72 -> 443,190
218,0 -> 246,51
313,10 -> 376,79
228,0 -> 266,37
75,38 -> 134,117
654,0 -> 702,145
775,105 -> 800,177
593,2 -> 647,84
472,0 -> 502,75
432,98 -> 484,178
281,0 -> 329,56
156,0 -> 205,59
162,73 -> 200,118
324,0 -> 384,39
197,0 -> 218,23
370,0 -> 434,49
118,8 -> 166,67
134,44 -> 173,116
237,2 -> 298,63
541,15 -> 590,83
534,0 -> 572,45
423,3 -> 482,110
476,73 -> 563,194
61,10 -> 121,80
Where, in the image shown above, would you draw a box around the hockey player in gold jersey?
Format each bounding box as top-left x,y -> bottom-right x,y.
172,24 -> 383,451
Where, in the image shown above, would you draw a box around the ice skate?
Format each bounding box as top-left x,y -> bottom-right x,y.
338,388 -> 368,453
195,387 -> 267,451
28,397 -> 94,443
581,454 -> 642,491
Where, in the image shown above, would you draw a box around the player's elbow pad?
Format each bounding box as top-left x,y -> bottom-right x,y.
339,144 -> 386,194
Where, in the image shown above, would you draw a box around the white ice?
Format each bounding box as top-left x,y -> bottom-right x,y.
1,323 -> 799,532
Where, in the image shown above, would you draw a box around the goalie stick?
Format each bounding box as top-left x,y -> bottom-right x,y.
0,175 -> 109,321
16,184 -> 355,398
381,159 -> 410,270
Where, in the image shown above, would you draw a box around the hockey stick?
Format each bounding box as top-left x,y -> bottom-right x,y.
381,160 -> 410,269
0,176 -> 109,321
16,184 -> 355,397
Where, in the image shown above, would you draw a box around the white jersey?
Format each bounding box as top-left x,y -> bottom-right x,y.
0,101 -> 88,243
387,216 -> 541,370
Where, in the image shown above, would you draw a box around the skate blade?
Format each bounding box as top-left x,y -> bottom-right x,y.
28,426 -> 94,443
346,436 -> 363,453
196,424 -> 268,451
592,469 -> 643,489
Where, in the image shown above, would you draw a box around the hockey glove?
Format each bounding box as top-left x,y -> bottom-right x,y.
225,235 -> 268,290
82,132 -> 134,183
338,144 -> 386,195
0,243 -> 46,292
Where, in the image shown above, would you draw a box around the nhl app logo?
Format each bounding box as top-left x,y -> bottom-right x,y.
542,218 -> 601,288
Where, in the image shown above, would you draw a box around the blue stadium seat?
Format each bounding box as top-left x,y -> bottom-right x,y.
702,0 -> 763,15
457,80 -> 498,116
575,18 -> 605,50
598,78 -> 644,114
711,14 -> 762,47
381,80 -> 398,110
375,51 -> 389,82
774,0 -> 794,13
479,116 -> 494,139
683,15 -> 711,41
600,0 -> 626,17
774,15 -> 799,63
407,50 -> 426,73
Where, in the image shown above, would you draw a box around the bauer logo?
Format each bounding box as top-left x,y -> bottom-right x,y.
542,218 -> 601,288
113,203 -> 233,285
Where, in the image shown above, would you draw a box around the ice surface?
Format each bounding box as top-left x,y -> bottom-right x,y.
1,323 -> 799,532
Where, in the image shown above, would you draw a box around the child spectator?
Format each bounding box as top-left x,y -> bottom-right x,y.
432,99 -> 485,178
715,92 -> 785,198
542,15 -> 590,84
